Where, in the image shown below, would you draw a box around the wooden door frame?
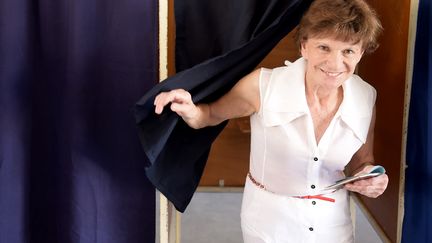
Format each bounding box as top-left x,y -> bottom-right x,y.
158,0 -> 180,243
397,0 -> 419,242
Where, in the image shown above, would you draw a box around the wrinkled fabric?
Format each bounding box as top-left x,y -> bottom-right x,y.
134,0 -> 313,212
0,0 -> 156,242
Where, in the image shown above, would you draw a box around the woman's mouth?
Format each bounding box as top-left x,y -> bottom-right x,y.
320,68 -> 343,77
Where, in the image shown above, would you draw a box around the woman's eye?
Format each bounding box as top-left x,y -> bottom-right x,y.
344,49 -> 355,55
318,45 -> 329,51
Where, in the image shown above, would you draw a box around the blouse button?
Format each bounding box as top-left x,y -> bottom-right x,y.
311,185 -> 316,189
309,227 -> 314,231
312,201 -> 316,205
313,157 -> 318,161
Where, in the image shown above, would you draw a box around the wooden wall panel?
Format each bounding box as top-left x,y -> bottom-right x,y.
200,119 -> 251,186
357,1 -> 411,242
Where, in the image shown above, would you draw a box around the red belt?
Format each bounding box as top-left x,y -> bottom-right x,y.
293,195 -> 335,202
247,172 -> 335,203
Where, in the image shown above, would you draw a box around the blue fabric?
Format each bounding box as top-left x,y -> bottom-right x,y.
403,0 -> 432,242
0,0 -> 156,242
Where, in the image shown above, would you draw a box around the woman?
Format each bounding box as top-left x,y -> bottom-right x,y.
154,0 -> 388,242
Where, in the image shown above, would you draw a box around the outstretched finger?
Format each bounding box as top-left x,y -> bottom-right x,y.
154,92 -> 171,114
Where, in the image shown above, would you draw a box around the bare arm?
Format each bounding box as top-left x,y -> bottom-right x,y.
345,107 -> 376,175
344,107 -> 389,198
154,69 -> 261,129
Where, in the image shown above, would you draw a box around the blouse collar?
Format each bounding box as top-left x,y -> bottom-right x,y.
262,57 -> 374,143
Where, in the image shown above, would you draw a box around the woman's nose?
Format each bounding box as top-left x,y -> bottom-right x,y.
326,52 -> 344,70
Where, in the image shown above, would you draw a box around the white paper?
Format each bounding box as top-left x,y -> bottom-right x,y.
324,165 -> 386,190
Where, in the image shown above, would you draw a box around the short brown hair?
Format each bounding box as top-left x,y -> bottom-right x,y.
295,0 -> 383,54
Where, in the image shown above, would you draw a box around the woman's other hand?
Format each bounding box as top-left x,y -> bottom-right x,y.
344,165 -> 389,198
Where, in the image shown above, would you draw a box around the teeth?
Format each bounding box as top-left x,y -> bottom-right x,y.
321,69 -> 341,77
326,71 -> 340,77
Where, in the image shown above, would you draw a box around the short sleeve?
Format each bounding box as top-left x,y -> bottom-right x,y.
257,68 -> 273,116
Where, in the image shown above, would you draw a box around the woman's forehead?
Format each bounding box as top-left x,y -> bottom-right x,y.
306,36 -> 363,48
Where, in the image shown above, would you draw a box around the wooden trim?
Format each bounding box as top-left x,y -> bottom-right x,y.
398,0 -> 420,242
158,0 -> 180,243
159,0 -> 168,81
159,195 -> 178,243
167,0 -> 176,76
350,196 -> 357,238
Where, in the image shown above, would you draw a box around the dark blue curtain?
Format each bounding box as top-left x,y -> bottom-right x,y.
0,0 -> 156,242
403,0 -> 432,242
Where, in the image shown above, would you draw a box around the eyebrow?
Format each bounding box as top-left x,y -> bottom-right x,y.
314,41 -> 361,50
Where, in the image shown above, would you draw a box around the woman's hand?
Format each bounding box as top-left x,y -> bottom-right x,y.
154,89 -> 204,129
153,69 -> 261,129
344,165 -> 389,198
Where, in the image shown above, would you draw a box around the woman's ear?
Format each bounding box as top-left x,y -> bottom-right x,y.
300,40 -> 307,58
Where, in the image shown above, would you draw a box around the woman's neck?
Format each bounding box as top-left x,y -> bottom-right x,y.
305,82 -> 343,109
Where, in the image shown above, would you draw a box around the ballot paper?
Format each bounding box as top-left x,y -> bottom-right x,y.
325,165 -> 386,190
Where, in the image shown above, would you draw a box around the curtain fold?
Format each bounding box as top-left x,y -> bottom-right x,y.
0,0 -> 35,242
134,0 -> 313,212
403,0 -> 432,242
0,0 -> 157,242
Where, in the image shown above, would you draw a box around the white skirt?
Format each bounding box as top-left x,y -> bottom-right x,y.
240,177 -> 354,243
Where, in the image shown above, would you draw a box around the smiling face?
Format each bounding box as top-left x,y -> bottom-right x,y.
301,36 -> 364,91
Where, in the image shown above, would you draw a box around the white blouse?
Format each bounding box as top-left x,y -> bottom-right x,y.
249,57 -> 376,197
